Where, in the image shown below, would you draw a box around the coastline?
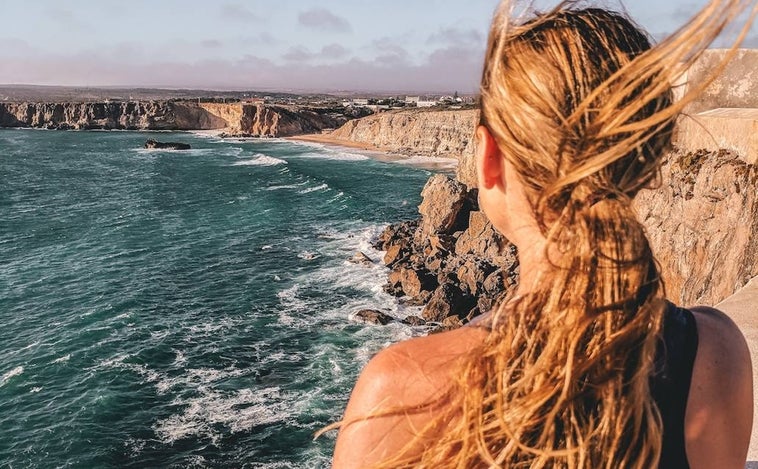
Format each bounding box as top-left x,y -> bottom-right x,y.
287,133 -> 459,173
288,133 -> 388,152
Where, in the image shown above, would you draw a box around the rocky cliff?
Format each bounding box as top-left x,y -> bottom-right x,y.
635,149 -> 758,305
0,101 -> 344,136
0,101 -> 187,130
329,108 -> 478,158
238,105 -> 345,137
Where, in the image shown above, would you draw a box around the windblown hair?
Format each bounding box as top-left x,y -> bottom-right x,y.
324,1 -> 756,467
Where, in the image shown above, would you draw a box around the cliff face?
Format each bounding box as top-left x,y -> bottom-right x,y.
329,109 -> 478,158
0,101 -> 189,130
0,101 -> 344,136
239,105 -> 345,137
635,149 -> 758,305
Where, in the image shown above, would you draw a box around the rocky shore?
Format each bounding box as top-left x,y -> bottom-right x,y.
354,174 -> 518,329
375,175 -> 518,326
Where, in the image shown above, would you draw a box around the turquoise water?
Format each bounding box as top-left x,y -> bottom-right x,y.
0,129 -> 435,468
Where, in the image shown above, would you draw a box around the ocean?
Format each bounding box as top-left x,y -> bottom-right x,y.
0,129 -> 443,468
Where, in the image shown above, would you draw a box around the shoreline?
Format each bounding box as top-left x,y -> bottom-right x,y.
288,133 -> 390,153
287,133 -> 459,173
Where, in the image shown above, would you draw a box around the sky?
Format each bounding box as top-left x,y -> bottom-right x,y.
0,0 -> 755,93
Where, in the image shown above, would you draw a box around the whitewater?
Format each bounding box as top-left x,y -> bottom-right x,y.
0,129 -> 436,468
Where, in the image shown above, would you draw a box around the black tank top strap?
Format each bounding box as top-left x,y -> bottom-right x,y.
651,302 -> 699,469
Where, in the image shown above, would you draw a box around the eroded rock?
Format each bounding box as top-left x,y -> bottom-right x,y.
145,139 -> 191,150
354,309 -> 394,325
348,251 -> 373,265
422,283 -> 477,322
416,174 -> 474,240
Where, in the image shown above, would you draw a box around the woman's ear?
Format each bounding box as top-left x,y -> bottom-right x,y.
475,125 -> 504,190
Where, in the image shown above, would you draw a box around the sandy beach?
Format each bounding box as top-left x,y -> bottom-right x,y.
287,133 -> 459,172
287,133 -> 390,152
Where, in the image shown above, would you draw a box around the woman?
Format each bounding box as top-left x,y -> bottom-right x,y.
330,1 -> 754,467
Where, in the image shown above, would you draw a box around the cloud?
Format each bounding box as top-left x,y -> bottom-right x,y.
370,37 -> 410,61
298,8 -> 352,33
320,43 -> 349,59
220,3 -> 260,22
0,41 -> 484,93
427,27 -> 483,47
281,44 -> 351,62
201,39 -> 223,49
282,46 -> 313,62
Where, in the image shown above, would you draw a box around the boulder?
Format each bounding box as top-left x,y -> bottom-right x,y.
144,139 -> 191,150
401,315 -> 428,326
457,258 -> 497,296
422,283 -> 477,322
383,244 -> 409,267
348,251 -> 373,265
384,269 -> 405,297
455,210 -> 512,260
401,290 -> 433,306
416,174 -> 474,240
394,267 -> 438,298
353,309 -> 394,325
423,234 -> 457,259
373,219 -> 418,251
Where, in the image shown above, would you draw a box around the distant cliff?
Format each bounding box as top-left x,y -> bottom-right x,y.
328,108 -> 478,158
0,101 -> 345,137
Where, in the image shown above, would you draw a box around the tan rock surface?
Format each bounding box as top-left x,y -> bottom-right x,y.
680,49 -> 758,114
635,149 -> 758,306
329,108 -> 478,159
674,107 -> 758,163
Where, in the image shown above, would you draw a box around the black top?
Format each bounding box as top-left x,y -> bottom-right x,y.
651,303 -> 699,469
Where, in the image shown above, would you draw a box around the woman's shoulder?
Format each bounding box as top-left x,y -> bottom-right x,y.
688,305 -> 751,379
331,326 -> 488,467
357,325 -> 488,403
685,305 -> 753,467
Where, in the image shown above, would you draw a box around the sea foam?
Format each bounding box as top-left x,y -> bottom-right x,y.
0,366 -> 24,387
232,154 -> 286,166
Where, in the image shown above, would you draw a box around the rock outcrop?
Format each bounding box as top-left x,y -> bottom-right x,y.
238,105 -> 345,137
329,108 -> 478,159
0,101 -> 345,136
372,174 -> 519,327
144,139 -> 191,150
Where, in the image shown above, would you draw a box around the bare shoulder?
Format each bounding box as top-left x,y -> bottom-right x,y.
331,326 -> 487,468
345,325 -> 487,413
685,306 -> 753,469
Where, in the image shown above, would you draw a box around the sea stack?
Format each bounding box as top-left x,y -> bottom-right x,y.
144,139 -> 191,150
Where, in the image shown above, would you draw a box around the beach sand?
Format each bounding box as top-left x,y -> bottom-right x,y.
287,133 -> 459,173
288,133 -> 388,152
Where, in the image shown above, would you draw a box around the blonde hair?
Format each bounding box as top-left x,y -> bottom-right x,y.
325,1 -> 756,467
